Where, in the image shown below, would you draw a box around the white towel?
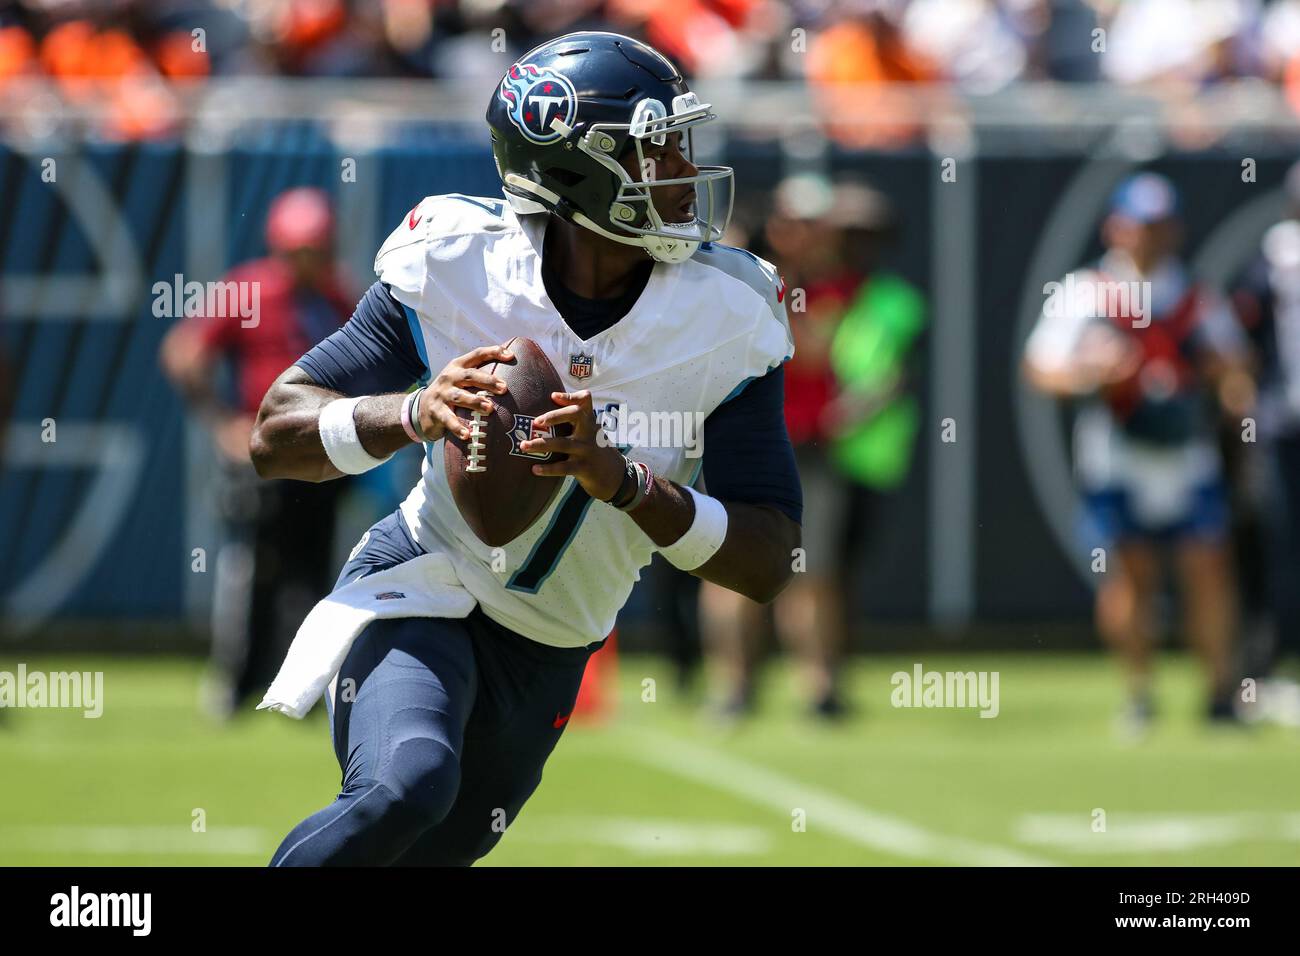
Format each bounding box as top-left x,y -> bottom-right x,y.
257,552 -> 476,719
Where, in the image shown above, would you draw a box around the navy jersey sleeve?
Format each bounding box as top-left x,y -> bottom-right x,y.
700,364 -> 802,525
295,282 -> 428,395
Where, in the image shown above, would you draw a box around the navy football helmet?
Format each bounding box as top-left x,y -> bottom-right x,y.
486,32 -> 734,264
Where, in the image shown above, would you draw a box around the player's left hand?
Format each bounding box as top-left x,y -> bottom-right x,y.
524,390 -> 626,502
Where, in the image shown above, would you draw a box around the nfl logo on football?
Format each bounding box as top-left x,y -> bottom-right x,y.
569,352 -> 594,379
509,414 -> 554,460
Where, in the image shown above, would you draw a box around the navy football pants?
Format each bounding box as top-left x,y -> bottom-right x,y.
270,512 -> 598,866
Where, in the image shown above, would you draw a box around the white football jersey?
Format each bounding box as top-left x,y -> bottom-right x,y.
375,194 -> 792,648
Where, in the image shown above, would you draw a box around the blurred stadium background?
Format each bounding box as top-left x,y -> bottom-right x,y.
1,0 -> 1299,865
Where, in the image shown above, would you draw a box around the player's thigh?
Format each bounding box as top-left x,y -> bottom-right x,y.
327,615 -> 479,800
390,653 -> 589,866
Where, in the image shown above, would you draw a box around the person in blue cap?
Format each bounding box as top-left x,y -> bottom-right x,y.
1023,172 -> 1255,736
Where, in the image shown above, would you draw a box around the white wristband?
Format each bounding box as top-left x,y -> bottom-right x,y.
319,397 -> 393,475
659,486 -> 728,571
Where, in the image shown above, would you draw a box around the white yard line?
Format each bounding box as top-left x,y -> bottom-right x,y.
0,826 -> 269,856
511,816 -> 770,857
620,727 -> 1057,866
1016,812 -> 1300,854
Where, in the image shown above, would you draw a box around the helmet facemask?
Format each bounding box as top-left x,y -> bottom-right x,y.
588,93 -> 734,263
505,92 -> 734,264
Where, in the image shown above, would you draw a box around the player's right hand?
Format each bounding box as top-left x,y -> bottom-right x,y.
417,345 -> 513,442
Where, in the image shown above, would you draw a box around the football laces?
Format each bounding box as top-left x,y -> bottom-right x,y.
466,391 -> 489,473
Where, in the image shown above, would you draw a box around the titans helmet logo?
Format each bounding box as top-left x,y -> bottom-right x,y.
498,62 -> 578,144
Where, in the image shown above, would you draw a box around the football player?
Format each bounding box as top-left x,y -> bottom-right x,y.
251,32 -> 801,865
1022,173 -> 1252,736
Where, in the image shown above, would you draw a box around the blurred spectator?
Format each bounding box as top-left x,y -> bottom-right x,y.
610,0 -> 780,78
3,0 -> 1300,143
819,182 -> 925,631
0,0 -> 1295,87
1259,0 -> 1300,115
901,0 -> 1028,93
699,173 -> 866,721
1227,159 -> 1300,726
159,186 -> 354,719
37,18 -> 183,138
0,22 -> 36,80
1097,0 -> 1248,87
1032,0 -> 1102,82
1022,172 -> 1253,736
805,1 -> 941,149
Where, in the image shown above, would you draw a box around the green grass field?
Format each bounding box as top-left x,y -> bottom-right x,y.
1,651 -> 1298,866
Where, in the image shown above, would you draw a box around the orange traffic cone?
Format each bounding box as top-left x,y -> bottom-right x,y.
572,629 -> 618,725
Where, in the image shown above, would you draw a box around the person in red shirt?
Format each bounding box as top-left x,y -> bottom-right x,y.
160,187 -> 354,718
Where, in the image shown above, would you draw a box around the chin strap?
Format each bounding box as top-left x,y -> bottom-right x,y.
504,190 -> 548,216
570,210 -> 698,263
505,173 -> 699,264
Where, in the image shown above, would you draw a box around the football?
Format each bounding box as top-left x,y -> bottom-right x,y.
443,336 -> 570,546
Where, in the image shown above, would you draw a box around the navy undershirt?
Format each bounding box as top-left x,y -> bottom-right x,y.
295,280 -> 801,524
541,253 -> 654,340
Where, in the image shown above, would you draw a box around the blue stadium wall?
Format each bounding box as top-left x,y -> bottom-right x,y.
1,126 -> 1297,632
